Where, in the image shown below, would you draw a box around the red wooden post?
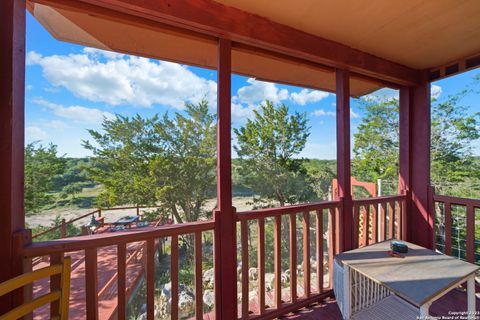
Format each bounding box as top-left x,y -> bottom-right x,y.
85,248 -> 99,320
315,210 -> 324,293
399,87 -> 411,241
444,202 -> 452,256
240,220 -> 249,318
274,215 -> 282,308
289,213 -> 297,302
0,0 -> 26,313
171,236 -> 179,320
214,38 -> 237,320
117,243 -> 127,320
336,69 -> 353,251
302,212 -> 311,298
60,219 -> 67,238
400,80 -> 433,248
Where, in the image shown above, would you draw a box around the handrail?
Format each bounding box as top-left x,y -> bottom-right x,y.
24,220 -> 214,257
353,194 -> 405,206
433,192 -> 480,263
433,194 -> 480,207
236,199 -> 341,221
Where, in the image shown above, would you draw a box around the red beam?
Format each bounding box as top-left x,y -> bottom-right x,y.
32,0 -> 420,86
214,38 -> 237,320
0,0 -> 26,313
336,69 -> 353,251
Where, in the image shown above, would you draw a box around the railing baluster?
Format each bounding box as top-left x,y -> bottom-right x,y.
353,205 -> 360,248
371,204 -> 378,244
328,208 -> 335,287
334,206 -> 342,254
289,213 -> 297,303
466,205 -> 475,263
258,217 -> 265,313
316,210 -> 324,293
274,215 -> 282,308
146,239 -> 155,320
117,243 -> 127,320
171,235 -> 179,320
195,232 -> 203,320
363,205 -> 370,246
241,220 -> 249,319
50,252 -> 62,318
396,201 -> 402,239
380,202 -> 386,241
303,211 -> 311,298
444,202 -> 452,256
388,201 -> 395,239
85,248 -> 99,320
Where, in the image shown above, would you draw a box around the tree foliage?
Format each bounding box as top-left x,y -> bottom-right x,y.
234,101 -> 315,207
84,100 -> 216,222
25,142 -> 65,213
352,80 -> 480,196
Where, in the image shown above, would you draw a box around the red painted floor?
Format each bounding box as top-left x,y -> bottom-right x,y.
32,242 -> 144,320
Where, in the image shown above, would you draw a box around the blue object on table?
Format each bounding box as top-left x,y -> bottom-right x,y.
136,221 -> 149,228
111,225 -> 126,232
390,240 -> 408,253
112,215 -> 139,226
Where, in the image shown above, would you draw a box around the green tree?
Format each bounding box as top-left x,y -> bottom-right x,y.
84,115 -> 161,207
52,159 -> 95,201
234,101 -> 314,207
352,82 -> 480,192
151,100 -> 216,223
24,142 -> 66,213
84,100 -> 216,223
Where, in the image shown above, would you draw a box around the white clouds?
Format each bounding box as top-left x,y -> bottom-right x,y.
350,110 -> 360,119
431,84 -> 442,99
290,89 -> 329,106
235,78 -> 289,105
312,109 -> 335,117
27,49 -> 217,109
33,98 -> 115,125
26,126 -> 48,141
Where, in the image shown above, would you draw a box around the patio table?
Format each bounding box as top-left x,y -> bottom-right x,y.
112,215 -> 139,228
335,240 -> 479,319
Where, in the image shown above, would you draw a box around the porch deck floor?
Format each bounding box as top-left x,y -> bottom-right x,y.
280,289 -> 480,319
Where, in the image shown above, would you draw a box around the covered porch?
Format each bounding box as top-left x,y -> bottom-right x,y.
1,0 -> 480,319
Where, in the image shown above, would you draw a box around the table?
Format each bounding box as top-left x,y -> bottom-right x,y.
335,241 -> 479,319
112,215 -> 139,228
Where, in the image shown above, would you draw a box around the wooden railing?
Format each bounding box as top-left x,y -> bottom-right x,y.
352,194 -> 407,248
31,205 -> 163,240
235,200 -> 341,319
433,194 -> 480,263
23,220 -> 214,320
21,195 -> 412,320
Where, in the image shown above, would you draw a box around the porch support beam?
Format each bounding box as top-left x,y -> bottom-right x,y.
336,69 -> 353,251
0,0 -> 26,313
214,38 -> 237,320
399,77 -> 433,248
31,0 -> 420,86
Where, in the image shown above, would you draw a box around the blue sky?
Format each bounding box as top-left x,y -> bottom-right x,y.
25,12 -> 480,159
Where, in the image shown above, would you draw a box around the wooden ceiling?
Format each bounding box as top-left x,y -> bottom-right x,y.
27,0 -> 480,95
216,0 -> 480,70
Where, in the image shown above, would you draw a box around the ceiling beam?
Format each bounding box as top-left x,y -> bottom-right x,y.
31,0 -> 421,86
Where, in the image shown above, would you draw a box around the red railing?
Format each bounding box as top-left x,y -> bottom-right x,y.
433,194 -> 480,263
352,194 -> 407,248
31,205 -> 164,240
23,220 -> 214,320
20,195 -> 413,320
235,200 -> 341,319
